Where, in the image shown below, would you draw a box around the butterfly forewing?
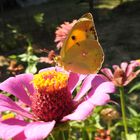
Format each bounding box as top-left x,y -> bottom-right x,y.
61,13 -> 97,56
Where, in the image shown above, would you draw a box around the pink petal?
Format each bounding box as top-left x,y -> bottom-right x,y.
0,94 -> 33,119
130,60 -> 140,65
126,62 -> 139,77
39,67 -> 56,73
62,100 -> 94,121
24,121 -> 55,140
87,74 -> 109,98
13,132 -> 26,140
120,62 -> 128,73
88,82 -> 115,105
101,68 -> 114,80
124,69 -> 140,86
112,65 -> 120,71
74,74 -> 96,101
0,118 -> 28,140
89,92 -> 110,106
15,74 -> 34,95
0,74 -> 33,106
0,114 -> 2,121
68,73 -> 86,93
56,42 -> 63,49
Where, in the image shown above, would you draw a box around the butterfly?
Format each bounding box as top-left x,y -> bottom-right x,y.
58,13 -> 104,74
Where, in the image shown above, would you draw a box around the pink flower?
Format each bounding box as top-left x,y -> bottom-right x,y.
39,50 -> 56,64
101,60 -> 140,87
0,67 -> 115,140
0,100 -> 29,122
54,20 -> 77,49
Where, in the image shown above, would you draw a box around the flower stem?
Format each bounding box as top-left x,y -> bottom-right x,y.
61,131 -> 66,140
119,86 -> 128,139
107,121 -> 111,130
50,133 -> 55,140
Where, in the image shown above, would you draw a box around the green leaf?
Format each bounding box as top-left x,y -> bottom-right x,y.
127,106 -> 138,117
128,82 -> 140,93
34,13 -> 44,26
126,133 -> 137,140
9,55 -> 17,59
28,55 -> 39,61
82,129 -> 89,140
69,121 -> 84,128
25,63 -> 37,74
18,53 -> 28,61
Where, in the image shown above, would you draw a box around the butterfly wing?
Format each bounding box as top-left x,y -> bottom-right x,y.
60,13 -> 104,74
61,39 -> 104,74
60,13 -> 97,57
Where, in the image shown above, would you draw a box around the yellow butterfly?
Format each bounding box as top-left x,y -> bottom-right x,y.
59,13 -> 104,74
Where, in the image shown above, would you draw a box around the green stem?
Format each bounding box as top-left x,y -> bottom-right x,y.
61,131 -> 66,140
50,133 -> 55,140
119,86 -> 128,139
107,121 -> 111,130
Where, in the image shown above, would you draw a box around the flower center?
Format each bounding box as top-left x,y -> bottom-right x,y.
31,70 -> 74,122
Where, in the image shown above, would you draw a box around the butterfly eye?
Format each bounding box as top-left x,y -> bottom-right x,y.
71,35 -> 76,40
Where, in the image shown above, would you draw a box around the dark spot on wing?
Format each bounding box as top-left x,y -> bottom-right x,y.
89,26 -> 97,39
71,35 -> 76,40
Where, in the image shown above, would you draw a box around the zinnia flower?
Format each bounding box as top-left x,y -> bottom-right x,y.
101,61 -> 140,87
0,67 -> 115,140
54,20 -> 77,49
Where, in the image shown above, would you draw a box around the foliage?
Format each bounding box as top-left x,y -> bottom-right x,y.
9,40 -> 39,74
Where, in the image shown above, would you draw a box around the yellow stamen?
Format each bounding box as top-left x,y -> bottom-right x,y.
32,70 -> 68,93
